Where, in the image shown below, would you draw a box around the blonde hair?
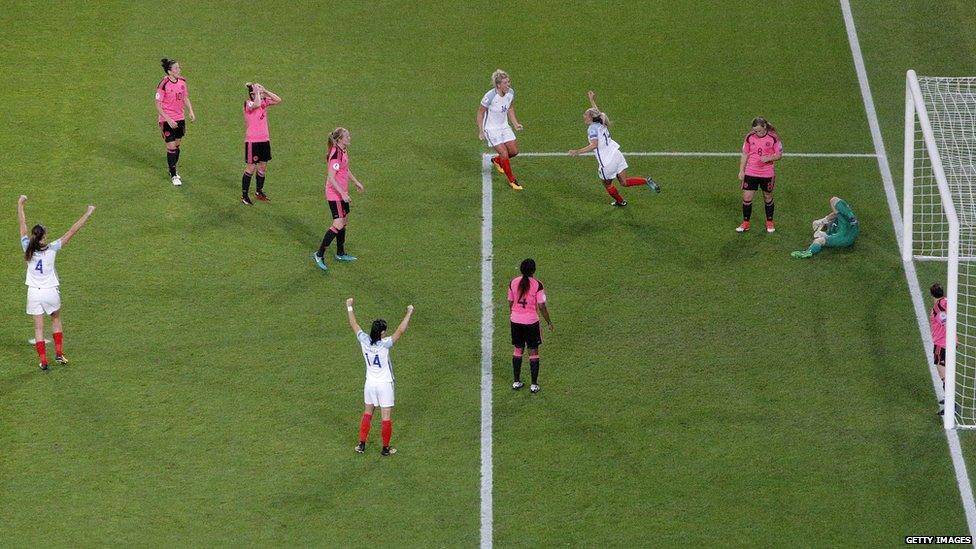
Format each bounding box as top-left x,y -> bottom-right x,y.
492,69 -> 509,88
586,107 -> 610,127
327,127 -> 349,150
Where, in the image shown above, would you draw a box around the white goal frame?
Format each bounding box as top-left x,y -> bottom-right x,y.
902,69 -> 963,429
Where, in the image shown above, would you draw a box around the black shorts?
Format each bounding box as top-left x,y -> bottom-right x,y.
742,174 -> 775,192
245,141 -> 272,163
160,119 -> 186,142
934,345 -> 946,366
328,200 -> 350,219
511,321 -> 542,348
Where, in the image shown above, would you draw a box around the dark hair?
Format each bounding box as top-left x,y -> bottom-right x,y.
246,83 -> 254,99
24,224 -> 47,261
369,319 -> 388,345
751,116 -> 777,135
161,58 -> 176,74
931,282 -> 945,298
517,258 -> 536,301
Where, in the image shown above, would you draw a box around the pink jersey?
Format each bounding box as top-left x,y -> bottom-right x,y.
742,131 -> 783,178
155,77 -> 187,123
508,276 -> 546,324
931,297 -> 948,347
243,99 -> 271,142
325,146 -> 350,201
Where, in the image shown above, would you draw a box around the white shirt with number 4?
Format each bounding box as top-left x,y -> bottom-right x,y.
358,330 -> 395,383
22,236 -> 62,288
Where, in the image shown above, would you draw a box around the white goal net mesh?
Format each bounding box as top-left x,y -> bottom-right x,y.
910,76 -> 976,427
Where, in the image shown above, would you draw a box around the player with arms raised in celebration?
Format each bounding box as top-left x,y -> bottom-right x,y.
347,298 -> 415,456
155,58 -> 196,186
791,196 -> 859,258
17,195 -> 95,370
736,117 -> 782,232
241,82 -> 281,205
313,128 -> 364,271
568,91 -> 660,207
478,69 -> 524,191
509,259 -> 553,393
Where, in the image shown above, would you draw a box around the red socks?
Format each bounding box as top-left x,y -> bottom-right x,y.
493,157 -> 516,183
381,420 -> 392,447
35,340 -> 47,365
606,185 -> 625,203
623,177 -> 646,187
359,413 -> 372,443
53,332 -> 63,356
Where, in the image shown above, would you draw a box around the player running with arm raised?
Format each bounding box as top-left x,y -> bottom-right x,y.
241,82 -> 281,205
347,298 -> 414,456
18,195 -> 95,370
568,91 -> 660,207
791,196 -> 859,258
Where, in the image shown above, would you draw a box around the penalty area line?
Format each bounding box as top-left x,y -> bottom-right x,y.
512,151 -> 878,158
480,153 -> 494,549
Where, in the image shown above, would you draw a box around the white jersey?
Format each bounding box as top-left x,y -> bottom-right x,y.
358,330 -> 395,383
588,122 -> 620,156
22,236 -> 62,288
481,88 -> 515,130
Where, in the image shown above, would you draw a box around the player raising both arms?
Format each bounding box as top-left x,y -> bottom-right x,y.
736,117 -> 782,232
508,259 -> 553,394
313,128 -> 364,271
791,196 -> 859,258
18,196 -> 95,370
347,298 -> 415,456
568,91 -> 660,207
241,82 -> 281,205
155,58 -> 196,186
478,69 -> 524,191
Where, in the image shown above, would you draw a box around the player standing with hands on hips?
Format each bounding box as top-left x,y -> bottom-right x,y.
736,117 -> 781,233
478,69 -> 524,191
18,195 -> 95,370
155,58 -> 196,186
347,298 -> 414,456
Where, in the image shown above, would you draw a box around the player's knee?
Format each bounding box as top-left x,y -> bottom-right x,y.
815,237 -> 827,245
513,347 -> 523,358
529,352 -> 540,360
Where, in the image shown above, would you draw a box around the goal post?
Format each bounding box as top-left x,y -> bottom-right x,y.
902,69 -> 976,429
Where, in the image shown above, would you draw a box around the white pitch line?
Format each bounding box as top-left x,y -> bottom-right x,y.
480,153 -> 494,549
842,0 -> 976,539
513,151 -> 878,158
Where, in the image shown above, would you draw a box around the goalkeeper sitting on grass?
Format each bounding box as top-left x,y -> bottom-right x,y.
791,196 -> 859,259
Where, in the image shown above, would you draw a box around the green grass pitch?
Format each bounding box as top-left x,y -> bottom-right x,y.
1,1 -> 975,545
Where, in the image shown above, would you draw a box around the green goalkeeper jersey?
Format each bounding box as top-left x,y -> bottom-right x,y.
827,199 -> 859,237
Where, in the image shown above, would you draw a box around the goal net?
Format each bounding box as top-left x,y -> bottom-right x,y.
903,70 -> 976,429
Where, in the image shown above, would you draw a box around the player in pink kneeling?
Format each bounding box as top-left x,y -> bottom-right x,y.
736,117 -> 782,233
241,82 -> 281,205
508,258 -> 554,393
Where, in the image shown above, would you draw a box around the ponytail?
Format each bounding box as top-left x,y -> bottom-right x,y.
160,58 -> 175,74
369,319 -> 388,345
585,107 -> 610,127
24,224 -> 46,261
328,127 -> 349,155
517,258 -> 536,301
